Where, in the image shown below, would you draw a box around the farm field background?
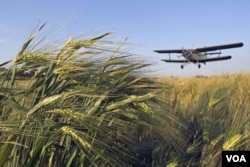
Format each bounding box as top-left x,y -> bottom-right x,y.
0,28 -> 249,166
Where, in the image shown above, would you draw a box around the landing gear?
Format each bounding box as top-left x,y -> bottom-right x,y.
181,65 -> 184,69
198,64 -> 201,68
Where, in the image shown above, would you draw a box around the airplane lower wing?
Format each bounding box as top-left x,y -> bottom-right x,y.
196,56 -> 232,62
162,59 -> 187,63
162,56 -> 231,63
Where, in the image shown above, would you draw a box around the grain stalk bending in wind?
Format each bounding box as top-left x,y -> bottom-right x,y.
0,23 -> 182,167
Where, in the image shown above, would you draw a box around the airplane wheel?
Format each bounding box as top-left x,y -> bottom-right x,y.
181,65 -> 184,69
198,64 -> 201,68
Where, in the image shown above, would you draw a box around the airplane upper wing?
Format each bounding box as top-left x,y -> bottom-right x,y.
162,56 -> 232,63
154,49 -> 183,54
155,42 -> 243,53
195,42 -> 243,52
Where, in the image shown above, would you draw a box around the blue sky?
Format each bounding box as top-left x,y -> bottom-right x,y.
0,0 -> 249,76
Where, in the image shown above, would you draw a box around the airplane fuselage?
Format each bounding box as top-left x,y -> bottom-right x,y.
182,50 -> 207,62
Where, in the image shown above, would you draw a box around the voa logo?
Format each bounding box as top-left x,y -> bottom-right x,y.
222,151 -> 250,167
226,154 -> 246,163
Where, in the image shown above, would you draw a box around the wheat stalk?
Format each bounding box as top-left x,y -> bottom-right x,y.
223,134 -> 241,150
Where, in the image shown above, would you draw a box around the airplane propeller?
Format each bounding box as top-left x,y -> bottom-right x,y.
181,48 -> 192,58
178,47 -> 187,58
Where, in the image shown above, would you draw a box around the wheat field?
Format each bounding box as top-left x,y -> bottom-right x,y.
0,24 -> 249,167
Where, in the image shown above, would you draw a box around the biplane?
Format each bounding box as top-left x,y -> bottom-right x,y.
154,42 -> 243,69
